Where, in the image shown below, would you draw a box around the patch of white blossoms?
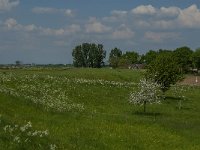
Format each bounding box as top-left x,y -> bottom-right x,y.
0,73 -> 84,112
72,78 -> 136,88
0,72 -> 136,112
129,78 -> 161,105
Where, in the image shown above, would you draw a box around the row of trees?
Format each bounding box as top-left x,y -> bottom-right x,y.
72,43 -> 200,72
142,47 -> 200,73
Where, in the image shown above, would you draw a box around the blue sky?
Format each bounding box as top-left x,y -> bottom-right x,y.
0,0 -> 200,64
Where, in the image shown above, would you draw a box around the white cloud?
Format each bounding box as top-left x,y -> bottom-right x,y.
144,31 -> 180,42
32,7 -> 75,17
64,9 -> 74,17
102,10 -> 127,22
111,24 -> 134,40
178,4 -> 200,28
154,20 -> 175,29
3,18 -> 80,36
160,6 -> 180,17
131,5 -> 156,15
66,24 -> 81,34
85,18 -> 111,33
4,18 -> 39,32
4,18 -> 17,28
130,4 -> 200,29
0,0 -> 19,12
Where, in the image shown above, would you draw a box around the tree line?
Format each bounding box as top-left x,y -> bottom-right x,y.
72,43 -> 200,72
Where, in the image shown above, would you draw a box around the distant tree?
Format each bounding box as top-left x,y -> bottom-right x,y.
192,48 -> 200,71
72,45 -> 84,67
15,60 -> 22,66
129,79 -> 161,113
146,53 -> 182,95
118,57 -> 130,68
174,46 -> 193,73
109,48 -> 122,68
143,50 -> 158,65
122,51 -> 139,64
158,49 -> 173,54
72,43 -> 106,68
118,51 -> 139,68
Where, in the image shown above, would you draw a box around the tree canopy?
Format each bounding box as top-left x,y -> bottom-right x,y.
174,46 -> 193,73
72,43 -> 106,68
146,52 -> 182,93
109,48 -> 122,68
192,48 -> 200,70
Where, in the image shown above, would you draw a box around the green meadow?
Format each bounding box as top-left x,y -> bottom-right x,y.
0,68 -> 200,150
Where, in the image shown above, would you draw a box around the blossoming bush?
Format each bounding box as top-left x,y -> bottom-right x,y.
129,79 -> 162,113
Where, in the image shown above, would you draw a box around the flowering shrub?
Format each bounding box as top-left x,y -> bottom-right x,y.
129,79 -> 162,113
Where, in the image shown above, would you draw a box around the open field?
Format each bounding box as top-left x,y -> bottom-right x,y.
0,68 -> 200,150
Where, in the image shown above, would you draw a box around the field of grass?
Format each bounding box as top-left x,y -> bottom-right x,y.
0,68 -> 200,150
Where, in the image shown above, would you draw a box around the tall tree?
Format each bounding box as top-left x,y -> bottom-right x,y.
146,53 -> 182,94
109,47 -> 122,68
72,45 -> 84,67
174,46 -> 193,73
72,43 -> 106,68
143,50 -> 158,65
122,51 -> 139,64
192,48 -> 200,71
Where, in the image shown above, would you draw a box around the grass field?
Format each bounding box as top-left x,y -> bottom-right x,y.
0,68 -> 200,150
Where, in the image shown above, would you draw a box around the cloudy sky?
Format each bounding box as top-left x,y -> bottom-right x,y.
0,0 -> 200,64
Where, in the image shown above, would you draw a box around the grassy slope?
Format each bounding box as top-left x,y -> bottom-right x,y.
0,68 -> 200,149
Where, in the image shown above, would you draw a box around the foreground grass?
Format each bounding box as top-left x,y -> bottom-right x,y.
0,68 -> 200,149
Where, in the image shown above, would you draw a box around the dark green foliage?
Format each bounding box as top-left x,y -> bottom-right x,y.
119,51 -> 139,67
121,51 -> 139,64
72,43 -> 106,68
146,53 -> 182,93
109,48 -> 122,68
192,48 -> 200,71
143,50 -> 158,65
174,46 -> 193,73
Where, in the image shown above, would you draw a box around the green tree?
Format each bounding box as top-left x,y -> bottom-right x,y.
122,51 -> 139,64
109,48 -> 122,68
15,60 -> 22,66
118,51 -> 139,68
72,43 -> 106,68
174,46 -> 193,73
143,50 -> 158,65
72,45 -> 84,67
192,48 -> 200,71
146,53 -> 182,94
